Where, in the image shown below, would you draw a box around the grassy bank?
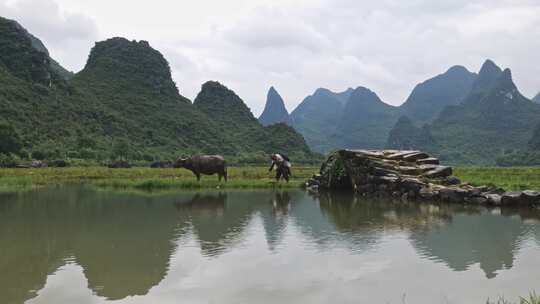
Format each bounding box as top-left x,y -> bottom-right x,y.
0,166 -> 319,192
0,166 -> 539,192
454,167 -> 540,191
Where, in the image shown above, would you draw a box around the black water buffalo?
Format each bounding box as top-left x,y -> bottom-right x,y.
174,155 -> 228,181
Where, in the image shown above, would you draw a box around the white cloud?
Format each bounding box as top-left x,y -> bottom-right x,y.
2,0 -> 539,113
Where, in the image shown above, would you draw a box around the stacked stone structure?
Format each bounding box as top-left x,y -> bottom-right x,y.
306,150 -> 540,206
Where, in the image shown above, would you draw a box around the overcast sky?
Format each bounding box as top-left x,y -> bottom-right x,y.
1,0 -> 539,115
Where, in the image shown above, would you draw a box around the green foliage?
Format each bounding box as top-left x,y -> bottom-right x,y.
495,150 -> 540,166
31,150 -> 46,161
193,81 -> 313,155
77,134 -> 97,149
0,153 -> 17,168
529,121 -> 540,150
0,24 -> 313,161
0,122 -> 22,155
112,139 -> 130,160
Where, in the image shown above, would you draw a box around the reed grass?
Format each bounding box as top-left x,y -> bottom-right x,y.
487,292 -> 540,304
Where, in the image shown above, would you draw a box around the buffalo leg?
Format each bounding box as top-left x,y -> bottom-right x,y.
223,169 -> 228,182
195,173 -> 201,181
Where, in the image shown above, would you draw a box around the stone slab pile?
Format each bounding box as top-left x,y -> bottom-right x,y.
306,149 -> 540,207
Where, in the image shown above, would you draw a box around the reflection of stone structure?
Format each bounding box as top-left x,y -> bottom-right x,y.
409,212 -> 527,278
0,187 -> 187,303
318,192 -> 452,232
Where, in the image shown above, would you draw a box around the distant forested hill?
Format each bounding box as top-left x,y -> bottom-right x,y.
386,60 -> 540,165
0,16 -> 313,162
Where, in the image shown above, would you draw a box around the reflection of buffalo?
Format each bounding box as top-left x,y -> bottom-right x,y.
175,193 -> 227,216
174,155 -> 227,181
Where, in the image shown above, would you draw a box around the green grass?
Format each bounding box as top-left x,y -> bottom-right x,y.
0,166 -> 319,192
454,167 -> 540,191
487,292 -> 540,304
1,166 -> 539,193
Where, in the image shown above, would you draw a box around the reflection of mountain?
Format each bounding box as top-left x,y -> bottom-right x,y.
409,210 -> 529,278
0,187 -> 187,303
73,198 -> 182,300
3,188 -> 540,303
314,193 -> 540,279
0,192 -> 72,304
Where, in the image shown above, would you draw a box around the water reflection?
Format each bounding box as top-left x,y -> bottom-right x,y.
0,187 -> 186,303
0,187 -> 539,304
409,210 -> 528,278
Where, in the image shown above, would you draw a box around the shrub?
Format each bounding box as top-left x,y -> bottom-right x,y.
0,122 -> 22,155
0,153 -> 17,168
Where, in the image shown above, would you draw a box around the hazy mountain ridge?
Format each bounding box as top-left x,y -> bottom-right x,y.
290,87 -> 352,152
533,92 -> 540,104
290,66 -> 479,154
337,86 -> 399,149
400,65 -> 477,124
258,87 -> 293,126
289,59 -> 540,165
391,60 -> 540,165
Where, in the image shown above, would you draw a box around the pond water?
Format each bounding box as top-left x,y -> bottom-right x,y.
1,187 -> 540,304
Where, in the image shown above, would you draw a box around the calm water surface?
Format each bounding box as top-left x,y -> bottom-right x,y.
1,187 -> 540,304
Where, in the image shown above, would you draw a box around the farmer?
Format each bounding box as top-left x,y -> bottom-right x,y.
269,153 -> 291,182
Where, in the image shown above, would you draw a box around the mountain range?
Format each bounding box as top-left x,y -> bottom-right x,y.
259,61 -> 540,165
3,15 -> 540,165
0,16 -> 312,162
